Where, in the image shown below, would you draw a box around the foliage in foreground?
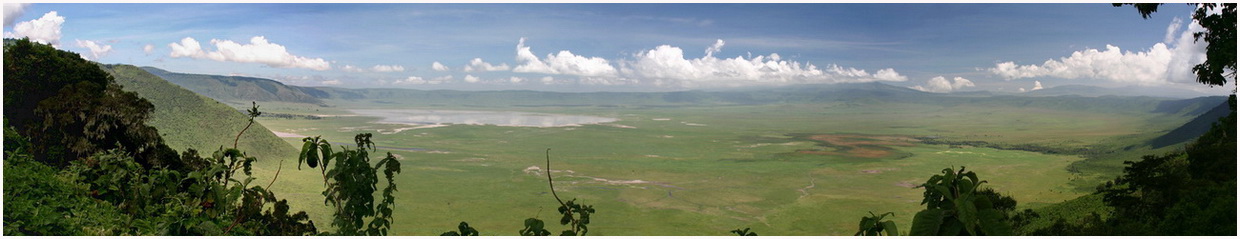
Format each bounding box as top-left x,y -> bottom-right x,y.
907,167 -> 1014,236
297,133 -> 402,236
3,38 -> 399,236
854,212 -> 897,236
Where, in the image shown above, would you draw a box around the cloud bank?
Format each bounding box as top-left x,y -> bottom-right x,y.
987,16 -> 1206,86
511,38 -> 908,88
168,36 -> 331,71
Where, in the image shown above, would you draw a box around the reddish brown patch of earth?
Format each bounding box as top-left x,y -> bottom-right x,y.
797,134 -> 918,158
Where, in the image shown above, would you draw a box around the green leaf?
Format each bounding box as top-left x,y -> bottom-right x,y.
954,193 -> 978,235
559,230 -> 575,236
882,220 -> 899,236
976,209 -> 1012,236
559,213 -> 572,225
299,141 -> 312,170
931,185 -> 954,201
858,216 -> 875,233
909,209 -> 943,236
957,180 -> 974,197
938,218 -> 964,236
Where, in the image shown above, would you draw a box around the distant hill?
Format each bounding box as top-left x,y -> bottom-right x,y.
104,64 -> 298,161
1025,84 -> 1210,99
140,67 -> 326,106
139,68 -> 1227,117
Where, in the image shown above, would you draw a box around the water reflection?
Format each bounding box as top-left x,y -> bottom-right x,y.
349,109 -> 617,127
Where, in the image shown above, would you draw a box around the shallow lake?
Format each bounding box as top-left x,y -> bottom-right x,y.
349,109 -> 618,127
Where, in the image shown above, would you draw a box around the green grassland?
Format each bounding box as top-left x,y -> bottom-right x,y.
245,98 -> 1197,235
120,67 -> 1213,235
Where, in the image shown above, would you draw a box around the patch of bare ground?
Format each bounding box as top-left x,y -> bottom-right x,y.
797,134 -> 918,158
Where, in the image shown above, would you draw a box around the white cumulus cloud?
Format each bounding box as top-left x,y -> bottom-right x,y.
431,75 -> 454,84
705,39 -> 725,57
987,17 -> 1206,86
143,44 -> 155,54
75,39 -> 112,60
322,79 -> 342,85
4,3 -> 30,27
432,61 -> 449,71
463,74 -> 480,83
911,76 -> 974,93
341,65 -> 364,72
1031,80 -> 1044,91
393,76 -> 426,85
371,64 -> 404,72
5,11 -> 64,47
514,38 -> 618,77
463,58 -> 510,72
167,36 -> 331,71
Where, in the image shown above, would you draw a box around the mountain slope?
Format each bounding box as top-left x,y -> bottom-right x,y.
104,64 -> 298,161
141,66 -> 325,106
1148,99 -> 1233,148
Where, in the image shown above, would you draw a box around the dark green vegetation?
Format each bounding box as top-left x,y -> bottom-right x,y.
908,167 -> 1013,236
295,134 -> 401,235
854,212 -> 898,236
2,38 -> 399,236
4,38 -> 176,169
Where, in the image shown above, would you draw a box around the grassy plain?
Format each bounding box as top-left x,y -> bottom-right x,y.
245,99 -> 1191,235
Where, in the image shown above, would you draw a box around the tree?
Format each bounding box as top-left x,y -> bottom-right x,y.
3,38 -> 179,169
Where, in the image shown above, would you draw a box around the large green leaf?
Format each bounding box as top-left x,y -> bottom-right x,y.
881,220 -> 899,236
955,193 -> 978,235
938,218 -> 965,236
858,216 -> 876,234
298,140 -> 312,169
976,209 -> 1012,236
909,209 -> 943,236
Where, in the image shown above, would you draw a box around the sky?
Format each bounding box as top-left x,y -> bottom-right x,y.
2,2 -> 1231,95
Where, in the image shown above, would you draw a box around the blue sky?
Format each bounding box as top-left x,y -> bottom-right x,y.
3,3 -> 1228,95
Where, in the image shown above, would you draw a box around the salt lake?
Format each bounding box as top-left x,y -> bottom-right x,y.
348,109 -> 618,127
